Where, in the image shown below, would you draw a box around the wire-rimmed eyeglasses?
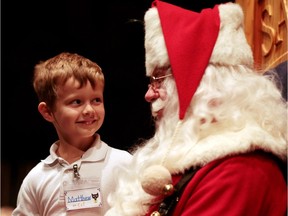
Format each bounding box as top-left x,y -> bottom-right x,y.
149,68 -> 173,89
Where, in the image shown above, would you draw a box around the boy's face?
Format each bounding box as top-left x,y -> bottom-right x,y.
51,77 -> 105,142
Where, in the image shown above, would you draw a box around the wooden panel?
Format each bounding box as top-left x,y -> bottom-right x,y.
236,0 -> 287,70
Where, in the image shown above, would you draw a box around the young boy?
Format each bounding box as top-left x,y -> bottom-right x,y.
12,52 -> 132,216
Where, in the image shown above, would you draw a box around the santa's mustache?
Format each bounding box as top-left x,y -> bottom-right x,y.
151,99 -> 166,117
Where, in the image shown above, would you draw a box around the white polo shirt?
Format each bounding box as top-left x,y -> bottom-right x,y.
12,134 -> 132,216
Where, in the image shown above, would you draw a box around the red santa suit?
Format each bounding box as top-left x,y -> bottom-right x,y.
147,151 -> 286,216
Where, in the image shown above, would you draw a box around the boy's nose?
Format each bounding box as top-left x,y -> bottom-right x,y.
83,104 -> 95,116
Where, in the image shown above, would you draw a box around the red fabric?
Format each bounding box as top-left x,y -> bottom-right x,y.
154,0 -> 220,119
147,151 -> 287,216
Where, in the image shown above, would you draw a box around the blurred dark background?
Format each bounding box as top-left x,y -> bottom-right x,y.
1,0 -> 233,208
1,0 -> 154,159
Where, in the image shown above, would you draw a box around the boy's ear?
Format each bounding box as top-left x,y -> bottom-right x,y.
38,102 -> 54,122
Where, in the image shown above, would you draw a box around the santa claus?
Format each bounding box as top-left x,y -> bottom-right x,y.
105,1 -> 287,215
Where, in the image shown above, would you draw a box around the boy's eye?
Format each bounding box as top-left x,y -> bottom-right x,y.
93,98 -> 102,103
72,99 -> 81,104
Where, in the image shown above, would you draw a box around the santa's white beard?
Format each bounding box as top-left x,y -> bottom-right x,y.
105,64 -> 288,216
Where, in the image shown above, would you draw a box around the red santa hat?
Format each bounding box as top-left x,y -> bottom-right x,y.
144,0 -> 253,120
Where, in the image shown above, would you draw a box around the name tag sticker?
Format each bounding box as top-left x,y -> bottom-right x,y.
62,175 -> 102,211
64,187 -> 102,211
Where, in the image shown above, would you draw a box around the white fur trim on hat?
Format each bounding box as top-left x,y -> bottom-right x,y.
210,3 -> 254,67
144,7 -> 170,76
